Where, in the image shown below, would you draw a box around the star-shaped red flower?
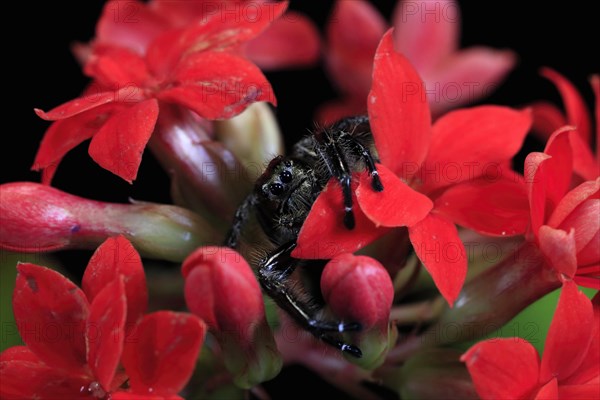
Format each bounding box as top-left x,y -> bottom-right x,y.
34,1 -> 286,183
296,29 -> 532,306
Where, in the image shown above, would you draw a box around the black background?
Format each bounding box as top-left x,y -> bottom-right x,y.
2,1 -> 597,399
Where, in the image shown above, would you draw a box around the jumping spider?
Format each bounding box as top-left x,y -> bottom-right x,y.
225,116 -> 383,358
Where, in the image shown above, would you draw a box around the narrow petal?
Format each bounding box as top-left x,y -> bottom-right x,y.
534,378 -> 558,400
408,213 -> 467,306
0,359 -> 89,400
34,91 -> 122,121
356,163 -> 433,227
541,68 -> 592,142
537,226 -> 578,278
326,0 -> 386,96
425,47 -> 516,116
540,280 -> 594,383
146,1 -> 287,75
562,292 -> 599,385
82,236 -> 147,329
569,131 -> 599,181
368,29 -> 432,181
592,75 -> 599,158
524,152 -> 551,235
13,263 -> 89,373
158,52 -> 275,120
294,177 -> 391,259
88,99 -> 158,183
84,46 -> 150,87
543,127 -> 575,212
548,178 -> 599,228
531,101 -> 567,140
32,103 -> 122,184
95,0 -> 168,54
556,199 -> 600,266
461,338 -> 540,400
434,176 -> 529,236
392,0 -> 459,72
244,11 -> 320,70
121,312 -> 206,396
422,106 -> 531,192
86,277 -> 126,391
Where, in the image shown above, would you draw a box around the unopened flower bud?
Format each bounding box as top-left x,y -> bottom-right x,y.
149,104 -> 253,224
0,182 -> 219,261
214,102 -> 283,181
182,246 -> 282,388
321,253 -> 395,369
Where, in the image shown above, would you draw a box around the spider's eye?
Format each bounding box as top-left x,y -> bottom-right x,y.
269,182 -> 284,195
280,170 -> 293,183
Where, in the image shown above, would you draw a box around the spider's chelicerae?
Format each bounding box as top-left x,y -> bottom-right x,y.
225,116 -> 383,358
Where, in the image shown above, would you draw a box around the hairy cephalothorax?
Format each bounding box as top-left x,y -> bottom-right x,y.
225,116 -> 383,358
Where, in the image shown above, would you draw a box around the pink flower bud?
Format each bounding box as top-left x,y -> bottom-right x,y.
0,182 -> 219,261
321,253 -> 395,369
182,246 -> 281,388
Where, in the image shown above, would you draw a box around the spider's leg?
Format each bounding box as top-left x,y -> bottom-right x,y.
349,137 -> 384,192
258,242 -> 362,358
224,193 -> 257,248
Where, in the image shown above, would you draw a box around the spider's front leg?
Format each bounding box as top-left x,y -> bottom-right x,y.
258,241 -> 363,358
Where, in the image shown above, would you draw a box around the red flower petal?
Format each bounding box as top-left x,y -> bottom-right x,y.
0,346 -> 40,363
422,106 -> 532,192
408,213 -> 467,306
392,0 -> 459,72
158,52 -> 275,120
424,48 -> 516,116
592,75 -> 599,157
531,101 -> 568,140
13,263 -> 89,374
569,130 -> 599,181
34,91 -> 123,121
537,226 -> 578,278
534,378 -> 558,400
321,253 -> 393,331
562,292 -> 600,385
82,236 -> 147,329
547,178 -> 599,229
356,163 -> 433,227
86,277 -> 127,391
244,11 -> 320,70
88,99 -> 158,183
326,0 -> 385,97
121,312 -> 206,396
461,338 -> 540,400
434,175 -> 530,236
0,359 -> 89,400
524,152 -> 551,235
558,384 -> 600,400
32,103 -> 122,184
146,1 -> 287,75
95,0 -> 169,55
543,127 -> 575,211
111,392 -> 183,400
541,68 -> 592,143
540,280 -> 594,383
84,46 -> 150,87
368,29 -> 432,181
556,199 -> 600,266
293,178 -> 391,260
182,246 -> 264,338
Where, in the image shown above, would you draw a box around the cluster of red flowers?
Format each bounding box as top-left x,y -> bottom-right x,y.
1,1 -> 598,399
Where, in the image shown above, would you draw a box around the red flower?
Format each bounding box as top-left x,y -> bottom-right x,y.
318,0 -> 516,123
0,236 -> 206,399
531,69 -> 599,181
76,0 -> 319,71
462,281 -> 599,399
182,246 -> 281,388
525,127 -> 599,289
296,30 -> 532,306
34,1 -> 286,183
